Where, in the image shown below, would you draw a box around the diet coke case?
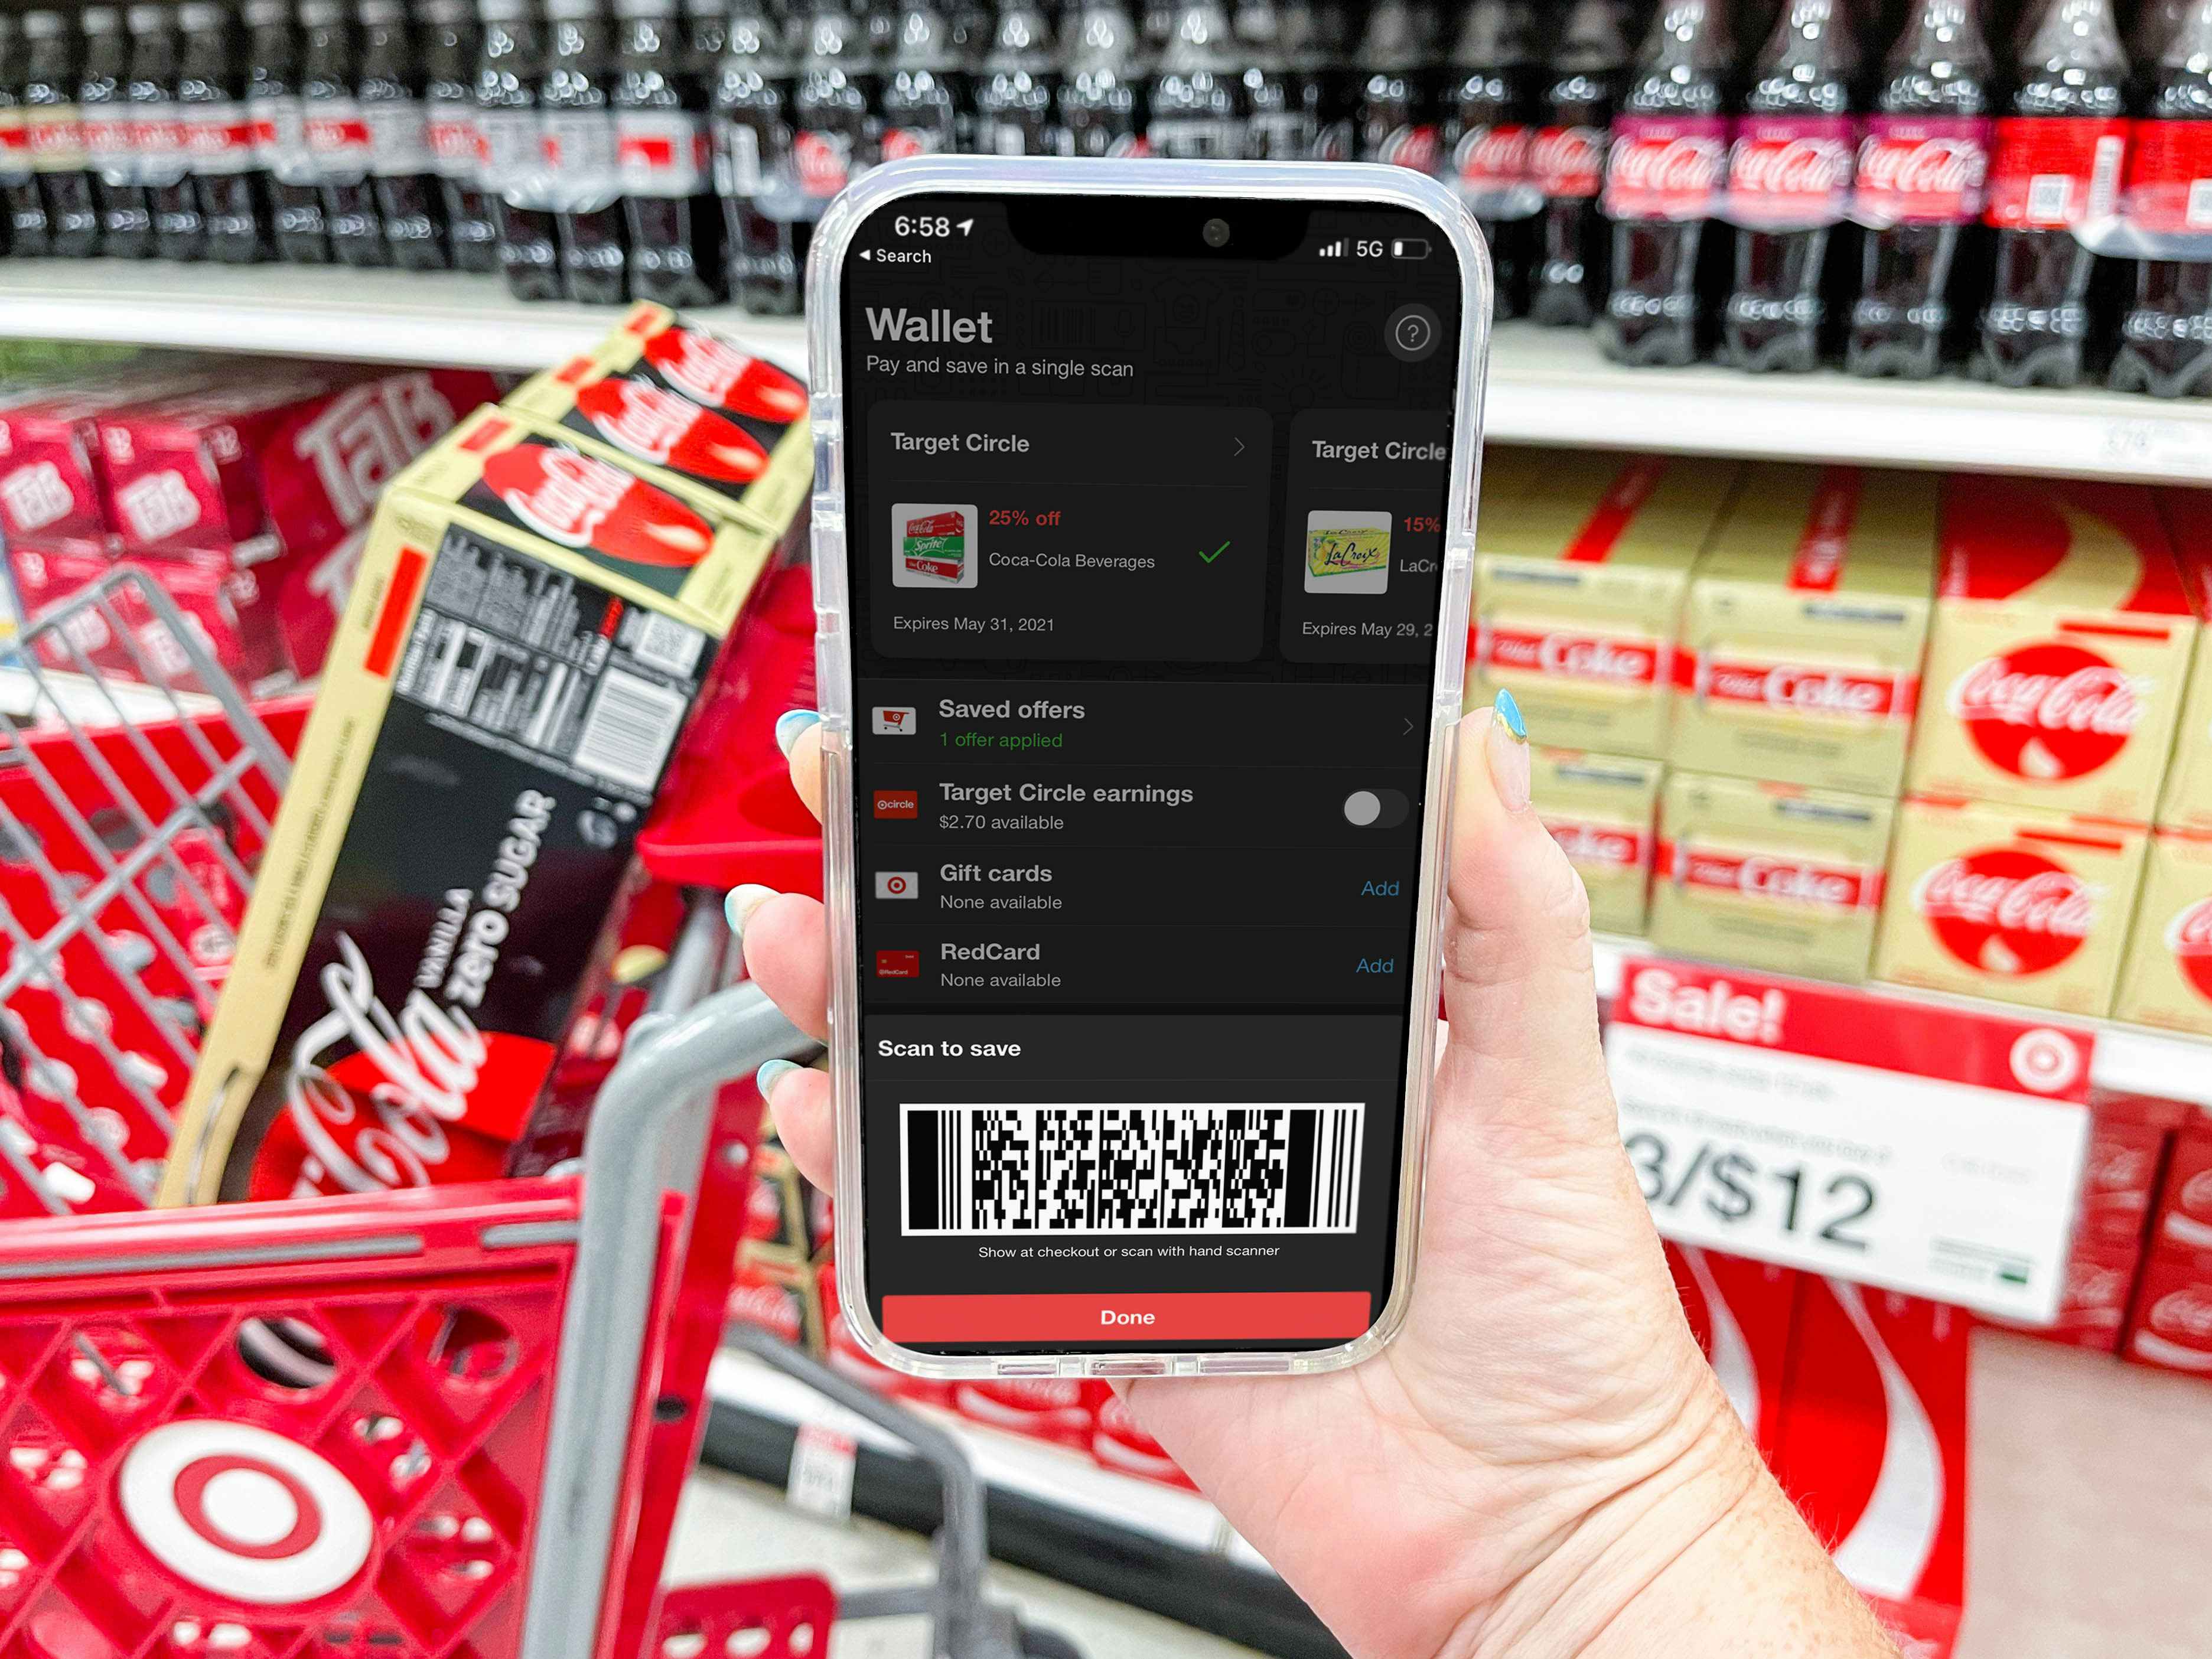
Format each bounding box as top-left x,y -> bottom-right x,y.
1874,794 -> 2150,1016
1908,474 -> 2198,824
1673,465 -> 1939,797
158,405 -> 779,1206
1774,1278 -> 1969,1656
503,301 -> 810,534
2155,490 -> 2212,833
1664,1243 -> 1797,1460
2113,827 -> 2212,1038
1649,770 -> 1897,984
1532,747 -> 1662,936
1470,453 -> 1741,758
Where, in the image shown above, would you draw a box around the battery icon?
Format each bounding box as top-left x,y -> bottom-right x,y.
1391,237 -> 1431,259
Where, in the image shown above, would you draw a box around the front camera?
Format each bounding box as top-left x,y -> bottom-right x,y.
1203,217 -> 1231,249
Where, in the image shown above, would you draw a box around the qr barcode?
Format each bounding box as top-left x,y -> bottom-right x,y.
572,667 -> 686,793
903,1103 -> 1363,1235
2190,178 -> 2212,230
2027,174 -> 2072,223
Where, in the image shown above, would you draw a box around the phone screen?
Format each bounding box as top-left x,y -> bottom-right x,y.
836,189 -> 1465,1357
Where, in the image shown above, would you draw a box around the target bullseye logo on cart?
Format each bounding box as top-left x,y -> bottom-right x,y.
119,1421 -> 374,1604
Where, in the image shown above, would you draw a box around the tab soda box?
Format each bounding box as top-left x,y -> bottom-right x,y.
2112,828 -> 2212,1039
504,301 -> 811,534
159,405 -> 780,1207
1673,464 -> 1937,796
1873,795 -> 2149,1017
1908,475 -> 2197,824
1532,748 -> 1662,936
1648,770 -> 1895,983
1470,453 -> 1740,758
2155,488 -> 2212,833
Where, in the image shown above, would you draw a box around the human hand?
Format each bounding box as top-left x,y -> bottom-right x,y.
735,700 -> 1896,1659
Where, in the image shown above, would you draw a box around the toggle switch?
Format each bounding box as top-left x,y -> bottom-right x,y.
1342,789 -> 1410,829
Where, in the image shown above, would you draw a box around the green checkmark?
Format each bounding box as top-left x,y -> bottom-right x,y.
1200,540 -> 1230,563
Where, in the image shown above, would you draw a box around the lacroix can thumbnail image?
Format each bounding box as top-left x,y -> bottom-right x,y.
2155,488 -> 2212,833
1908,474 -> 2197,824
1470,452 -> 1741,758
1673,464 -> 1937,796
1531,748 -> 1663,936
1647,770 -> 1896,984
2112,827 -> 2212,1039
1874,795 -> 2151,1018
159,405 -> 782,1207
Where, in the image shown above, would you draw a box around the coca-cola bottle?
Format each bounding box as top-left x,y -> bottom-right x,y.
976,0 -> 1060,151
1975,0 -> 2129,385
1305,0 -> 1358,159
180,2 -> 272,261
300,0 -> 386,263
1357,0 -> 1441,168
0,15 -> 46,256
881,0 -> 968,158
23,11 -> 99,258
1846,0 -> 1993,377
83,6 -> 151,256
1718,0 -> 1859,370
1149,0 -> 1244,154
478,0 -> 560,299
712,0 -> 799,312
614,0 -> 721,305
762,0 -> 871,288
1060,0 -> 1146,152
1239,0 -> 1316,156
247,0 -> 325,259
953,0 -> 997,86
1596,0 -> 1734,364
1443,0 -> 1537,316
356,0 -> 447,268
1528,0 -> 1628,325
543,0 -> 627,302
128,4 -> 205,260
2129,0 -> 2184,98
422,0 -> 496,269
2109,0 -> 2212,395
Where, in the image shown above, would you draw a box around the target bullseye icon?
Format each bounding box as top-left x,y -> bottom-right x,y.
119,1422 -> 374,1604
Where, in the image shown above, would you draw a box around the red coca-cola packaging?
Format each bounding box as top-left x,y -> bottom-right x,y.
2076,1088 -> 2190,1248
951,1376 -> 1099,1452
1774,1279 -> 1970,1657
730,1255 -> 825,1353
0,363 -> 221,546
2125,1244 -> 2212,1377
1980,1232 -> 2141,1351
1092,1386 -> 1197,1489
2151,1118 -> 2212,1255
1665,1243 -> 1797,1459
1907,474 -> 2198,824
820,1260 -> 952,1406
1603,113 -> 1732,221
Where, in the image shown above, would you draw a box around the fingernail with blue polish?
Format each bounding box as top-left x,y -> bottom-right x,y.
775,708 -> 821,755
756,1058 -> 800,1100
1493,687 -> 1528,744
725,883 -> 778,940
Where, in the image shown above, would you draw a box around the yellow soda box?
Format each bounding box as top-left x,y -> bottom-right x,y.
1470,452 -> 1739,758
2113,829 -> 2212,1038
161,406 -> 780,1205
1908,475 -> 2197,824
1874,795 -> 2150,1018
1647,770 -> 1895,983
1532,748 -> 1664,936
2155,490 -> 2212,832
1673,464 -> 1937,795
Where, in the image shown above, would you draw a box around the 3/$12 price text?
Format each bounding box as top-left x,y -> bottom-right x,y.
1625,1130 -> 1877,1254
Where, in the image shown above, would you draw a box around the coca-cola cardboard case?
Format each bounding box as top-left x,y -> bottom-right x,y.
158,409 -> 778,1207
2155,491 -> 2212,833
1470,454 -> 1741,759
2112,829 -> 2212,1038
1535,748 -> 1663,936
2126,1129 -> 2212,1375
1665,1244 -> 1797,1460
1774,1279 -> 1969,1657
1673,464 -> 1937,796
1873,795 -> 2149,1017
503,302 -> 810,536
1648,770 -> 1896,984
1980,1233 -> 2141,1352
1908,474 -> 2197,824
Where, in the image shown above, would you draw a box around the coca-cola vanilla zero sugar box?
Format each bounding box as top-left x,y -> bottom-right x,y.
1648,770 -> 1895,983
1533,748 -> 1663,936
159,406 -> 782,1207
1908,474 -> 2197,824
1673,464 -> 1937,796
1470,453 -> 1741,758
1874,795 -> 2149,1017
2112,828 -> 2212,1039
2155,489 -> 2212,833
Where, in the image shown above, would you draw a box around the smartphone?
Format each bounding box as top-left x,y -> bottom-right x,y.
809,158 -> 1490,1377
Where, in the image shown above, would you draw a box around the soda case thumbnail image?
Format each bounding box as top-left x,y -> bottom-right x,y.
158,404 -> 781,1207
1907,474 -> 2198,826
1648,770 -> 1896,985
1470,453 -> 1742,760
1874,795 -> 2150,1018
1672,465 -> 1939,798
1532,748 -> 1664,937
2155,490 -> 2212,835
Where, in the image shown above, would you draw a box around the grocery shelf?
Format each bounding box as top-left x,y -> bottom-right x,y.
4,259 -> 2210,483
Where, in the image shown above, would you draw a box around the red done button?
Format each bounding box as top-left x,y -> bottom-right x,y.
880,1291 -> 1373,1344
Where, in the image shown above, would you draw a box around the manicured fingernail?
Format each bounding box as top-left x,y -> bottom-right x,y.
756,1058 -> 800,1100
725,883 -> 778,939
774,708 -> 820,755
1485,697 -> 1532,813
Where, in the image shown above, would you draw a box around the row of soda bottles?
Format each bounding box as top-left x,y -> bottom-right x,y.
0,0 -> 2207,392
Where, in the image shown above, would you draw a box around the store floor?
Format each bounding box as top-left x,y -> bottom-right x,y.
670,1329 -> 2212,1659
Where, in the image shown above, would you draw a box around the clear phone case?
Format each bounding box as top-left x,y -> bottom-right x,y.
806,155 -> 1494,1380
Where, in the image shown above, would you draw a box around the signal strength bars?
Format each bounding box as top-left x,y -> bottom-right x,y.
1318,239 -> 1347,258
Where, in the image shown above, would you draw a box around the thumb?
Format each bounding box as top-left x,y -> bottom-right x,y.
1438,693 -> 1614,1137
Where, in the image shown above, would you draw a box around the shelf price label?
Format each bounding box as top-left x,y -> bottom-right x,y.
1605,957 -> 2093,1322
